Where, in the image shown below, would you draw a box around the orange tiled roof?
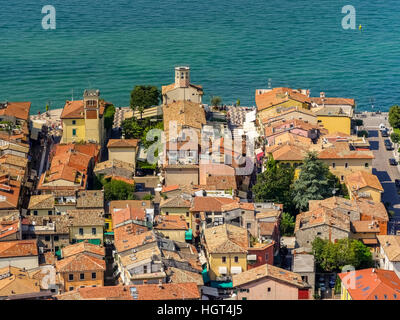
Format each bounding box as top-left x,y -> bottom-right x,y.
154,215 -> 188,230
163,100 -> 206,133
255,87 -> 311,111
107,139 -> 140,148
339,268 -> 400,300
55,253 -> 105,273
351,220 -> 380,233
295,206 -> 350,233
0,102 -> 31,121
0,219 -> 20,240
0,179 -> 21,210
190,197 -> 239,212
377,235 -> 400,262
61,241 -> 105,259
57,282 -> 200,300
0,240 -> 38,258
114,230 -> 156,254
357,199 -> 389,221
232,263 -> 309,288
318,143 -> 374,160
311,97 -> 355,106
204,224 -> 249,254
161,185 -> 180,193
162,82 -> 203,95
112,206 -> 147,226
345,171 -> 384,192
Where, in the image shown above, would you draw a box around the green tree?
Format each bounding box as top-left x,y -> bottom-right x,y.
312,238 -> 373,272
252,156 -> 295,212
210,96 -> 222,107
327,171 -> 349,199
121,118 -> 145,139
104,104 -> 116,130
391,132 -> 400,144
142,193 -> 154,200
389,105 -> 400,129
292,152 -> 332,212
280,212 -> 295,236
141,121 -> 164,149
130,85 -> 160,119
103,179 -> 136,201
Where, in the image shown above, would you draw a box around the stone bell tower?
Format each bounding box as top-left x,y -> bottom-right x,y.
83,89 -> 102,145
175,66 -> 190,88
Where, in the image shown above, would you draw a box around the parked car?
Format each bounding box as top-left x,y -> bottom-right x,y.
329,275 -> 336,288
384,139 -> 392,146
381,130 -> 389,137
135,169 -> 146,177
395,179 -> 400,188
385,144 -> 394,151
135,183 -> 145,191
389,158 -> 398,166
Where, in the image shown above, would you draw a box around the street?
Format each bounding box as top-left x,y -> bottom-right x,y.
361,112 -> 400,217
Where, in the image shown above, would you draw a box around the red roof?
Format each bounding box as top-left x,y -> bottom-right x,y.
339,268 -> 400,300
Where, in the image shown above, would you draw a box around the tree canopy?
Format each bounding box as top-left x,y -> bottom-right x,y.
93,175 -> 136,201
312,238 -> 374,272
252,156 -> 295,212
210,96 -> 222,107
104,104 -> 116,130
130,85 -> 161,119
280,212 -> 295,236
391,132 -> 400,144
389,105 -> 400,129
291,152 -> 334,212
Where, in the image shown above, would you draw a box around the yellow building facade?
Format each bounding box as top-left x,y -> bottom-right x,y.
207,252 -> 247,281
61,89 -> 105,146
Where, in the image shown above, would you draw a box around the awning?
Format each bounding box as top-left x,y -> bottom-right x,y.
104,232 -> 114,236
218,266 -> 227,275
185,229 -> 193,241
256,152 -> 264,162
247,255 -> 257,261
210,281 -> 233,289
231,266 -> 242,274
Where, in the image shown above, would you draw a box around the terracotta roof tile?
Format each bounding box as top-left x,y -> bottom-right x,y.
339,268 -> 400,300
0,240 -> 38,258
107,139 -> 140,148
232,263 -> 309,288
377,235 -> 400,262
345,171 -> 384,192
55,253 -> 105,273
204,224 -> 249,254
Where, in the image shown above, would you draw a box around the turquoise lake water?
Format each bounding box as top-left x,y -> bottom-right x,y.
1,0 -> 400,113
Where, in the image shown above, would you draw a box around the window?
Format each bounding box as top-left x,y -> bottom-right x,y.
69,287 -> 74,291
54,236 -> 59,242
234,256 -> 239,263
143,266 -> 148,274
265,253 -> 269,261
166,212 -> 169,216
92,272 -> 96,279
45,235 -> 50,241
247,223 -> 251,229
267,287 -> 271,292
27,211 -> 30,216
196,225 -> 200,231
48,210 -> 52,215
69,274 -> 74,281
195,213 -> 199,219
72,120 -> 76,125
222,256 -> 226,263
341,175 -> 344,181
92,228 -> 97,235
302,276 -> 308,283
317,232 -> 322,236
332,162 -> 336,168
186,212 -> 190,217
345,162 -> 348,168
33,210 -> 38,216
365,162 -> 369,168
105,223 -> 110,230
72,129 -> 77,136
80,273 -> 85,280
79,228 -> 84,236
